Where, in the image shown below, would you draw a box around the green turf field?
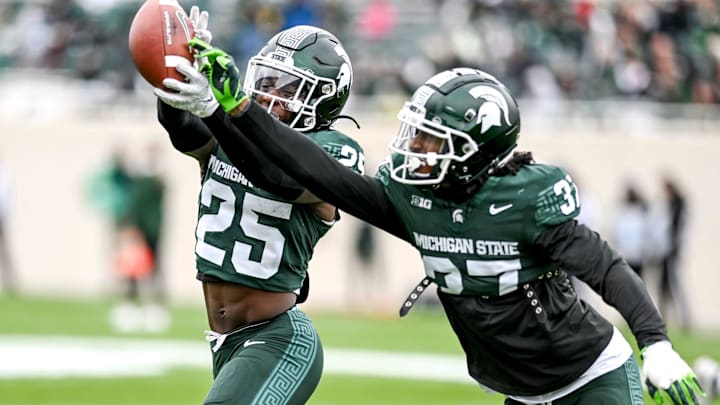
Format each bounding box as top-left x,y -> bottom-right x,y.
0,295 -> 717,405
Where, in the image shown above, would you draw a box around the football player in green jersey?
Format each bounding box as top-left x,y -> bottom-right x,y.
153,14 -> 363,405
173,40 -> 706,404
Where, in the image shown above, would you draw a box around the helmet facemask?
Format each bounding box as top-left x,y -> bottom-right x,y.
388,68 -> 521,188
244,56 -> 338,132
389,101 -> 478,185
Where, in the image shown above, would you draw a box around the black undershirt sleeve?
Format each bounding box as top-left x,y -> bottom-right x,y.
156,100 -> 305,201
534,220 -> 668,349
201,108 -> 306,200
157,98 -> 212,152
230,101 -> 409,241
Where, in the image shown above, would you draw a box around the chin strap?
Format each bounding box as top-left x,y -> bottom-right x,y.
399,277 -> 433,317
326,115 -> 361,130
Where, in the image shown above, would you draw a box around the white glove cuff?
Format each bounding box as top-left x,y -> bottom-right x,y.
196,98 -> 219,118
642,340 -> 673,359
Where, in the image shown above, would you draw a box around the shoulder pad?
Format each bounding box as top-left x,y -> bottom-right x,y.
533,166 -> 581,226
309,129 -> 365,175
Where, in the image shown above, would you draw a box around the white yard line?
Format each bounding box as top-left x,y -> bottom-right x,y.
0,335 -> 474,384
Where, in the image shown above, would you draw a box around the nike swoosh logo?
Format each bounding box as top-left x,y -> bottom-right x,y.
243,340 -> 266,348
489,203 -> 513,215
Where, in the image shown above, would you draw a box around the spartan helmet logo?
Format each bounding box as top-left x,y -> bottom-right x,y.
334,44 -> 352,96
469,86 -> 511,134
336,63 -> 351,96
452,209 -> 464,224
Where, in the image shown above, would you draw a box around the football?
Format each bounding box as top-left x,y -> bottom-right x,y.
128,0 -> 195,89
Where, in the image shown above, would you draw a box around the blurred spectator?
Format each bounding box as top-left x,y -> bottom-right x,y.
646,32 -> 687,102
86,146 -> 169,333
644,175 -> 691,331
123,142 -> 167,305
654,175 -> 691,330
110,142 -> 169,334
612,183 -> 649,278
0,160 -> 17,295
86,147 -> 133,311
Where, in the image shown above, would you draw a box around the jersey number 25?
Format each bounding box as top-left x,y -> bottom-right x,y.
196,179 -> 292,279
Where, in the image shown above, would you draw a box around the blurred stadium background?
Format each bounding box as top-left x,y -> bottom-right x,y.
1,0 -> 720,404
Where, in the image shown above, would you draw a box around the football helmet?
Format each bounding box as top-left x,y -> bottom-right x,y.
389,67 -> 520,186
244,25 -> 353,132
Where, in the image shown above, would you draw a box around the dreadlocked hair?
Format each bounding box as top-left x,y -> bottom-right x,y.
491,151 -> 534,177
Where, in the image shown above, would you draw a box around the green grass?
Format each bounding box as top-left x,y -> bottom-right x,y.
0,372 -> 495,405
0,371 -> 210,405
0,294 -> 717,405
0,295 -> 462,350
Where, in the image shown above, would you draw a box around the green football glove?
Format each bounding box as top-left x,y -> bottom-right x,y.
188,37 -> 248,113
642,341 -> 705,404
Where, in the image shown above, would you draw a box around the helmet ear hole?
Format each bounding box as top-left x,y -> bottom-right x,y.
461,142 -> 475,155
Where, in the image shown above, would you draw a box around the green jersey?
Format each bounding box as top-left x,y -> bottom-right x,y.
195,129 -> 364,293
377,161 -> 580,296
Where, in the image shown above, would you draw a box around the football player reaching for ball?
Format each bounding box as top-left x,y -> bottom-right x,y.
159,34 -> 705,404
153,8 -> 363,405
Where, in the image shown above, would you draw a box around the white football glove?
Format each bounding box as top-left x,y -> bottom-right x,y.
153,62 -> 219,118
642,341 -> 705,404
189,5 -> 212,70
189,5 -> 212,43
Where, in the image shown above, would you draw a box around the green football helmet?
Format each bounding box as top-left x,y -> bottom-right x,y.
389,67 -> 521,186
244,25 -> 353,132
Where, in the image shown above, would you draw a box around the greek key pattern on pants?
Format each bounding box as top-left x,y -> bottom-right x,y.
253,310 -> 318,404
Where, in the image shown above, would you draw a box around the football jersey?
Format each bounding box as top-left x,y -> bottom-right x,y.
376,160 -> 580,297
195,129 -> 364,292
224,102 -> 667,398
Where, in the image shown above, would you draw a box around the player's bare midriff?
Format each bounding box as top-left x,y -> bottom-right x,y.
202,281 -> 296,334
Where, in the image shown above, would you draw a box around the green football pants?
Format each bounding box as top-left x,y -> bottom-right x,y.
204,307 -> 323,405
504,356 -> 644,405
